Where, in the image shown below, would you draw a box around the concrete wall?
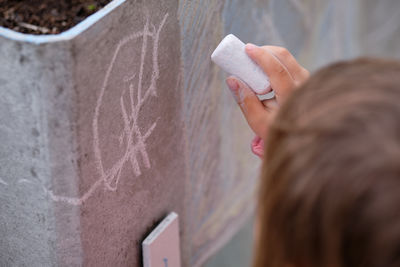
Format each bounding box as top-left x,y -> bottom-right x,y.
0,0 -> 399,266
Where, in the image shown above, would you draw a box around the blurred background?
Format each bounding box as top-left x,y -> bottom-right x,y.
205,0 -> 400,266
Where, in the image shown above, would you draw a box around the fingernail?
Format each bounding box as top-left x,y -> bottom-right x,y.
251,136 -> 264,159
226,78 -> 238,92
226,78 -> 240,102
245,43 -> 258,52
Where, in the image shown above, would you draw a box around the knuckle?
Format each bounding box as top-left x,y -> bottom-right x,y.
294,80 -> 302,88
277,47 -> 290,58
301,68 -> 310,79
275,64 -> 286,75
304,69 -> 310,77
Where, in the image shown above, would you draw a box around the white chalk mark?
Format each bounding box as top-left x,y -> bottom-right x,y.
289,0 -> 311,28
144,119 -> 158,140
41,12 -> 169,205
18,179 -> 33,184
137,10 -> 150,104
366,7 -> 400,45
129,150 -> 142,177
255,8 -> 285,46
45,179 -> 103,206
0,177 -> 8,186
123,73 -> 137,82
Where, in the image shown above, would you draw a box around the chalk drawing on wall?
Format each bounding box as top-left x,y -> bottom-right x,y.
42,12 -> 169,206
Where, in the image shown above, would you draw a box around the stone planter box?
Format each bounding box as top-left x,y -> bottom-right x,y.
4,0 -> 400,266
0,0 -> 258,266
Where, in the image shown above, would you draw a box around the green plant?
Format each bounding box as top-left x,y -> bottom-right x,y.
87,4 -> 96,11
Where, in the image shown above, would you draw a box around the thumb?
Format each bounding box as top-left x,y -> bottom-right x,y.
226,76 -> 270,138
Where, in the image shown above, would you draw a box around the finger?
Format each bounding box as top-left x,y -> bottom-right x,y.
261,98 -> 278,112
245,43 -> 296,104
226,76 -> 270,137
251,135 -> 264,159
263,46 -> 309,82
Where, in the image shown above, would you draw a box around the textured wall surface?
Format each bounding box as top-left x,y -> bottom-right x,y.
1,0 -> 400,266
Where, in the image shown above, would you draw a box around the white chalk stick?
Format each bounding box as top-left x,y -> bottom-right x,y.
211,34 -> 271,95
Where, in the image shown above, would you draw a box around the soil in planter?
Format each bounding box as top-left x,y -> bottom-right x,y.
0,0 -> 112,35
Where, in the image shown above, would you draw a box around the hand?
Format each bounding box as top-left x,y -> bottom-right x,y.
225,44 -> 309,158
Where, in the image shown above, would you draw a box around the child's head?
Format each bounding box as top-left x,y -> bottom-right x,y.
254,58 -> 400,267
